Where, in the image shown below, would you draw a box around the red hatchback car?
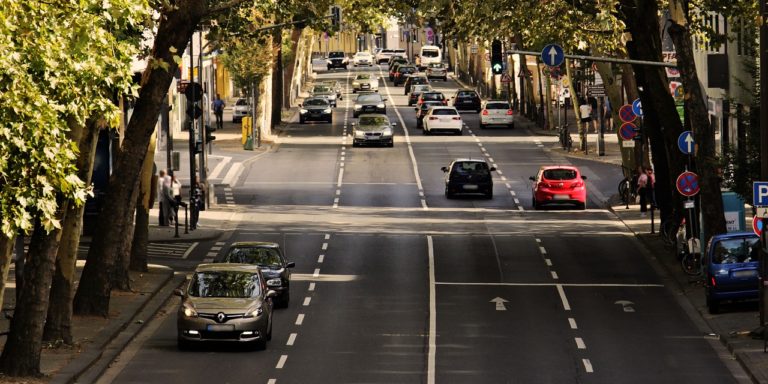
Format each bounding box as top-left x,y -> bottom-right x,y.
530,166 -> 587,210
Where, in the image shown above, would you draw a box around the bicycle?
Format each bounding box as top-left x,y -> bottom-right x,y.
618,177 -> 636,207
680,237 -> 702,276
558,125 -> 573,151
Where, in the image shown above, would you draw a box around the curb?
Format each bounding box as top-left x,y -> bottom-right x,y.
50,266 -> 178,384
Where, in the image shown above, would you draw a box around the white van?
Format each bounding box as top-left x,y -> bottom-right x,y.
419,45 -> 442,69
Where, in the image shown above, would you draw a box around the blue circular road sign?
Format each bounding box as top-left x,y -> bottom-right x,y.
541,44 -> 565,67
677,131 -> 694,155
619,122 -> 638,141
631,98 -> 643,117
676,171 -> 700,197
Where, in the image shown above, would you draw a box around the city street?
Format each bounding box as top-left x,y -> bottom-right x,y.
96,64 -> 749,384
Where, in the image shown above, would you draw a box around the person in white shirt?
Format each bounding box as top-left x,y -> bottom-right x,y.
578,99 -> 592,152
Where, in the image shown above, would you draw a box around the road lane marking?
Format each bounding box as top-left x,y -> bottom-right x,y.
539,246 -> 547,254
308,282 -> 316,291
556,284 -> 571,311
545,258 -> 552,266
583,359 -> 594,373
436,282 -> 664,287
287,333 -> 297,346
268,379 -> 276,384
322,243 -> 328,250
535,238 -> 541,243
336,168 -> 344,188
210,246 -> 222,251
427,236 -> 437,384
324,234 -> 331,240
296,314 -> 305,325
276,355 -> 288,369
569,318 -> 578,329
575,337 -> 586,349
182,243 -> 199,259
303,297 -> 311,306
551,271 -> 559,280
318,254 -> 325,263
513,198 -> 520,205
313,268 -> 320,277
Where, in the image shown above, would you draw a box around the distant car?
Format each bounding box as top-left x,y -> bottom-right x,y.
175,263 -> 275,350
352,114 -> 396,147
452,89 -> 482,112
232,98 -> 250,123
416,100 -> 443,129
352,74 -> 379,93
311,85 -> 337,107
529,166 -> 587,210
353,93 -> 387,118
388,56 -> 408,70
442,159 -> 496,199
393,65 -> 418,86
404,75 -> 429,95
425,62 -> 448,81
389,62 -> 408,81
377,49 -> 407,64
320,80 -> 343,100
480,100 -> 514,129
408,84 -> 432,106
218,242 -> 295,308
326,51 -> 348,70
705,232 -> 760,314
299,97 -> 333,124
352,52 -> 374,67
416,91 -> 448,109
422,106 -> 462,135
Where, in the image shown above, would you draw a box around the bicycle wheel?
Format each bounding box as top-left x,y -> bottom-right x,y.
618,180 -> 630,204
681,253 -> 702,276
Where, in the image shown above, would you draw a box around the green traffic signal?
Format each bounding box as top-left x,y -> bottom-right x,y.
491,40 -> 503,75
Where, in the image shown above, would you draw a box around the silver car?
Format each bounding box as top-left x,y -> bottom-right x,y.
232,98 -> 250,123
426,63 -> 448,81
352,74 -> 379,93
176,263 -> 276,350
352,114 -> 396,147
311,85 -> 337,107
320,80 -> 343,100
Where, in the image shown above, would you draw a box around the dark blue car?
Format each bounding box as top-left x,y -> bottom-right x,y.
705,232 -> 760,314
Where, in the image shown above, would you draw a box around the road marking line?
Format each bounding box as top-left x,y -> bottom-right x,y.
313,268 -> 320,277
318,254 -> 325,263
303,297 -> 311,306
287,333 -> 297,346
545,258 -> 552,266
268,379 -> 276,384
427,235 -> 436,384
206,252 -> 217,257
436,282 -> 664,287
182,243 -> 199,259
341,156 -> 345,161
501,176 -> 507,181
539,246 -> 547,254
296,314 -> 305,325
337,168 -> 344,188
497,170 -> 503,175
535,238 -> 541,243
276,355 -> 288,369
322,243 -> 328,250
421,199 -> 428,209
488,157 -> 494,162
510,190 -> 516,196
569,318 -> 578,329
517,206 -> 524,211
557,284 -> 571,311
551,271 -> 559,279
215,242 -> 225,246
336,189 -> 341,195
202,257 -> 214,263
505,183 -> 511,188
583,359 -> 594,373
325,234 -> 331,240
340,162 -> 345,168
210,246 -> 222,251
513,198 -> 520,204
333,197 -> 339,204
308,282 -> 316,291
575,337 -> 586,349
419,191 -> 425,197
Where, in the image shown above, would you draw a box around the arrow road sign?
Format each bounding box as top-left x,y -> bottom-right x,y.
541,44 -> 564,67
753,182 -> 768,206
614,300 -> 636,313
619,122 -> 638,140
619,104 -> 636,123
490,297 -> 508,311
632,98 -> 643,117
678,131 -> 694,155
676,171 -> 700,197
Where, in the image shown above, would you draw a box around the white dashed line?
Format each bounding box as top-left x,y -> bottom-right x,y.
336,189 -> 341,195
313,268 -> 320,277
336,169 -> 344,188
324,234 -> 331,240
539,246 -> 547,254
510,190 -> 516,196
318,254 -> 325,263
535,238 -> 541,243
303,297 -> 312,306
296,314 -> 305,325
583,359 -> 594,373
287,333 -> 297,346
513,198 -> 520,205
268,379 -> 276,384
556,284 -> 571,310
575,337 -> 586,349
322,243 -> 328,250
496,170 -> 503,175
210,246 -> 222,251
545,258 -> 552,266
569,318 -> 578,329
488,157 -> 494,162
551,271 -> 559,280
308,282 -> 316,291
517,206 -> 524,211
501,176 -> 507,181
276,355 -> 288,369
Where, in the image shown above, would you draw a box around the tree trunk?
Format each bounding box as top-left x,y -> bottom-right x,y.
271,29 -> 283,127
43,122 -> 100,344
667,13 -> 727,241
73,0 -> 207,317
0,235 -> 16,315
0,210 -> 66,376
112,199 -> 137,291
283,27 -> 303,109
130,133 -> 157,273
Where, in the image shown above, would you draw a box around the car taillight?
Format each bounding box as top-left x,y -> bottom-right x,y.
429,117 -> 438,120
711,276 -> 717,287
442,100 -> 448,105
506,109 -> 513,115
482,110 -> 489,115
452,117 -> 461,120
572,181 -> 584,188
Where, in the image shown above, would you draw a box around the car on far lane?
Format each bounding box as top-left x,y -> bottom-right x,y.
320,80 -> 343,101
393,65 -> 418,86
451,88 -> 482,112
353,92 -> 387,118
376,48 -> 406,64
175,263 -> 275,350
416,91 -> 448,109
441,159 -> 496,199
416,100 -> 443,129
408,84 -> 432,106
352,114 -> 396,147
404,74 -> 429,95
389,61 -> 407,81
310,85 -> 337,107
480,100 -> 514,129
422,106 -> 463,135
529,165 -> 587,210
232,98 -> 250,123
326,51 -> 349,70
705,232 -> 760,314
388,55 -> 408,68
352,51 -> 374,67
299,97 -> 333,124
352,74 -> 379,93
425,62 -> 448,81
217,242 -> 295,308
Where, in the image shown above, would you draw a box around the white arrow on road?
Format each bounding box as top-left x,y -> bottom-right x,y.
491,297 -> 509,311
615,300 -> 635,312
548,46 -> 558,66
685,133 -> 694,153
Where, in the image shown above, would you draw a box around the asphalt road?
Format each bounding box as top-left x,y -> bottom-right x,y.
98,63 -> 749,384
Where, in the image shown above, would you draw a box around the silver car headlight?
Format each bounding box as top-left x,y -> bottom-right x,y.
355,130 -> 365,137
244,306 -> 263,318
382,128 -> 393,136
323,108 -> 332,114
300,109 -> 308,114
376,103 -> 385,108
354,104 -> 362,110
182,302 -> 198,318
352,82 -> 360,87
326,60 -> 332,64
267,278 -> 282,287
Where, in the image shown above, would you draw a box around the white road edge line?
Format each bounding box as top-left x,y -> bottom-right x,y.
427,235 -> 437,384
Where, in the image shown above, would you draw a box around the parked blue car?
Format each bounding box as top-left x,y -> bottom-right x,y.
705,232 -> 760,314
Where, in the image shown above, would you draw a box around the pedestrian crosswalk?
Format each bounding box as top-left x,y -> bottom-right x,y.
77,242 -> 197,260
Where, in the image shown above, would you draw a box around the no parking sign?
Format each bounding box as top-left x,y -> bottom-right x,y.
619,104 -> 636,123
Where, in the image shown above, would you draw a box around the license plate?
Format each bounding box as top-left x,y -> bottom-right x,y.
362,84 -> 370,88
366,136 -> 379,140
207,324 -> 234,332
733,270 -> 757,278
463,184 -> 478,190
553,194 -> 570,200
462,100 -> 472,104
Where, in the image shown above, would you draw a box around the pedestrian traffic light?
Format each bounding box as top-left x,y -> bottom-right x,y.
205,125 -> 216,142
491,40 -> 503,75
330,6 -> 341,28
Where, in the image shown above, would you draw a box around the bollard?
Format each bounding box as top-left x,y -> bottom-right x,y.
184,205 -> 189,234
650,204 -> 655,234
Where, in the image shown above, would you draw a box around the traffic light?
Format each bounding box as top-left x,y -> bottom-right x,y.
205,125 -> 216,142
330,6 -> 341,28
491,40 -> 503,75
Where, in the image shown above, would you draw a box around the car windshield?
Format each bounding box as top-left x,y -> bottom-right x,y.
421,102 -> 441,110
433,109 -> 458,116
458,91 -> 478,99
357,94 -> 382,103
486,103 -> 510,110
400,67 -> 416,73
313,86 -> 331,93
355,52 -> 370,57
188,271 -> 261,298
413,85 -> 431,93
223,247 -> 282,267
328,52 -> 345,58
304,98 -> 329,106
713,237 -> 759,264
355,74 -> 371,80
542,169 -> 578,180
453,162 -> 490,175
411,77 -> 428,83
423,93 -> 445,100
422,49 -> 439,58
236,99 -> 248,106
358,116 -> 389,126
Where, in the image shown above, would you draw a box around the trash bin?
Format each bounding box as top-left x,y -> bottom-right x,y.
244,135 -> 254,150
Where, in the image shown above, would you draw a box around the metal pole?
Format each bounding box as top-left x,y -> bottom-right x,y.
198,30 -> 207,210
187,36 -> 197,206
759,0 -> 768,336
598,96 -> 605,156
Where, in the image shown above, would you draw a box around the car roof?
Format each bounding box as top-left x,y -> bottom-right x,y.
230,241 -> 280,249
540,165 -> 580,171
430,106 -> 457,111
452,158 -> 489,164
485,100 -> 510,103
194,263 -> 263,273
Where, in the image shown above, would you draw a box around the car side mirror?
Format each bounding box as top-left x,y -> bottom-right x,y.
266,290 -> 278,299
383,98 -> 388,102
489,167 -> 497,172
529,176 -> 536,181
441,167 -> 449,172
391,122 -> 397,126
286,262 -> 296,268
174,289 -> 185,297
581,176 -> 587,180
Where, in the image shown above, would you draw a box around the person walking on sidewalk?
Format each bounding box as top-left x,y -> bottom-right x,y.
604,97 -> 613,131
637,166 -> 655,217
213,94 -> 225,131
578,99 -> 592,152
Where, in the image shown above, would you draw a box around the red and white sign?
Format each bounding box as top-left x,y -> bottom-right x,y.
753,216 -> 765,236
676,171 -> 700,197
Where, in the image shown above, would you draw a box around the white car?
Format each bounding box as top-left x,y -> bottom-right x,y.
479,100 -> 514,129
232,98 -> 250,123
375,48 -> 407,64
422,106 -> 463,135
352,52 -> 374,67
351,74 -> 379,93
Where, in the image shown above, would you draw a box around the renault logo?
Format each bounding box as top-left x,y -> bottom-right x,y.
216,312 -> 227,323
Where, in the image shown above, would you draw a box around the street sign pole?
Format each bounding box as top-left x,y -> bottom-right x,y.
187,35 -> 197,195
598,97 -> 605,156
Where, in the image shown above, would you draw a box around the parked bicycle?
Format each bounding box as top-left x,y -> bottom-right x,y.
662,215 -> 703,275
558,125 -> 573,151
617,166 -> 638,207
680,238 -> 702,276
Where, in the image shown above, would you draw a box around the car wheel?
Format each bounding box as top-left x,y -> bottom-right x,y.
353,90 -> 356,94
408,101 -> 413,106
486,190 -> 493,199
445,187 -> 453,199
253,337 -> 267,351
509,123 -> 515,129
476,108 -> 482,113
327,118 -> 333,124
388,142 -> 394,148
455,129 -> 462,136
353,112 -> 358,118
479,123 -> 486,129
352,142 -> 359,147
532,198 -> 538,210
443,76 -> 448,81
423,128 -> 428,135
267,320 -> 273,341
578,202 -> 586,210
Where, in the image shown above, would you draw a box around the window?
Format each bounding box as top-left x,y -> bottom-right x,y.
359,116 -> 388,125
542,169 -> 577,180
236,99 -> 248,106
357,94 -> 381,103
485,103 -> 510,110
304,99 -> 328,106
433,109 -> 458,116
422,49 -> 439,58
453,162 -> 489,174
458,91 -> 478,99
225,247 -> 282,266
189,271 -> 261,298
713,238 -> 759,264
328,52 -> 345,58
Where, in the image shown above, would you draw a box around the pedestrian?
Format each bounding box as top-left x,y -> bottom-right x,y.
578,99 -> 592,152
645,167 -> 656,209
171,174 -> 182,220
213,94 -> 225,131
637,166 -> 652,217
604,97 -> 613,131
157,170 -> 173,225
161,172 -> 175,225
589,97 -> 599,133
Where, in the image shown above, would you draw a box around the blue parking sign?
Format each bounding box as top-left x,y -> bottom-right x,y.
754,182 -> 768,206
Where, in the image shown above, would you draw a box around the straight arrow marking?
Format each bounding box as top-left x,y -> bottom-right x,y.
490,297 -> 509,311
